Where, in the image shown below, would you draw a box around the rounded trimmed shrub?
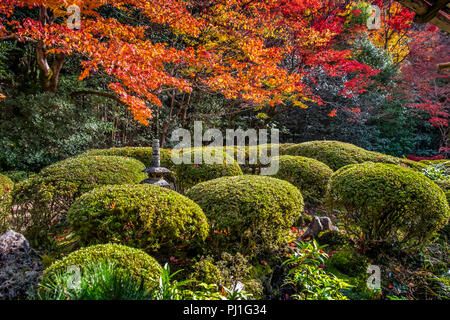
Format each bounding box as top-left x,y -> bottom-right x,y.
272,155 -> 333,205
223,144 -> 281,174
84,146 -> 173,169
185,175 -> 304,256
67,184 -> 209,254
39,155 -> 146,194
284,141 -> 370,171
284,140 -> 425,171
172,147 -> 243,192
327,162 -> 450,251
41,244 -> 162,291
317,230 -> 351,250
10,156 -> 146,244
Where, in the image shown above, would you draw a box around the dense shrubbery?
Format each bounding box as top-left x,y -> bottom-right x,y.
435,180 -> 450,203
0,173 -> 13,233
173,147 -> 243,192
185,175 -> 304,256
39,155 -> 146,194
10,156 -> 146,244
40,244 -> 162,295
68,184 -> 209,255
327,162 -> 449,252
284,140 -> 426,171
84,147 -> 173,169
272,155 -> 333,205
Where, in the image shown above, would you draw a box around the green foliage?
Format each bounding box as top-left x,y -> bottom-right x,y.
0,90 -> 115,171
0,173 -> 13,198
435,180 -> 450,203
67,184 -> 209,254
9,156 -> 146,245
84,147 -> 173,169
40,244 -> 162,294
272,155 -> 333,205
326,248 -> 369,276
327,162 -> 450,251
317,230 -> 351,251
282,240 -> 351,300
284,140 -> 426,171
423,164 -> 450,181
188,258 -> 222,286
2,170 -> 32,183
39,155 -> 146,194
185,175 -> 304,256
37,260 -> 156,300
0,173 -> 13,234
173,147 -> 243,192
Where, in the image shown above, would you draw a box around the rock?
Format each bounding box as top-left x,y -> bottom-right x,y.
0,230 -> 43,300
300,216 -> 339,240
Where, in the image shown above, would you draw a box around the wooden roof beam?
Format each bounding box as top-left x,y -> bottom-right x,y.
395,0 -> 450,33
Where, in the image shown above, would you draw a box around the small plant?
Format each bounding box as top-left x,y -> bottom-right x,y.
282,240 -> 351,300
422,164 -> 449,181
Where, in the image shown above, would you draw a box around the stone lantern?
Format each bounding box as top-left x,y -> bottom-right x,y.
140,139 -> 174,190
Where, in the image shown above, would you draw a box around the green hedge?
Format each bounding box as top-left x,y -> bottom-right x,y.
41,244 -> 162,291
39,155 -> 146,194
272,155 -> 333,205
284,140 -> 426,171
173,147 -> 243,192
10,156 -> 146,244
327,162 -> 449,251
68,184 -> 209,254
185,175 -> 304,256
84,147 -> 173,169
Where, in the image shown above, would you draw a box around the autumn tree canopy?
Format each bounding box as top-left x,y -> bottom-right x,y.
0,0 -> 379,125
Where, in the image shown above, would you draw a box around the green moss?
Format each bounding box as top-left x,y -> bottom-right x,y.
284,140 -> 426,171
39,155 -> 147,194
327,162 -> 450,250
173,147 -> 243,192
68,184 -> 209,254
41,244 -> 162,291
272,155 -> 333,205
185,175 -> 304,256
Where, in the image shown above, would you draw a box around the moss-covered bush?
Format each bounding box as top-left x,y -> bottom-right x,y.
173,147 -> 243,192
40,244 -> 162,292
284,140 -> 426,171
84,146 -> 173,169
10,156 -> 146,244
435,180 -> 450,203
327,162 -> 450,251
68,184 -> 209,254
272,155 -> 333,205
185,175 -> 304,256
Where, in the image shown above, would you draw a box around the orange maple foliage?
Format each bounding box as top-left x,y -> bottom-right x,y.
0,0 -> 378,125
